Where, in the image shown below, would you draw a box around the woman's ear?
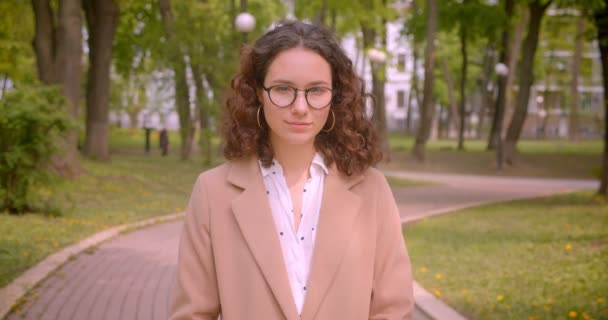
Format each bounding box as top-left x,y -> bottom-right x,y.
256,88 -> 265,105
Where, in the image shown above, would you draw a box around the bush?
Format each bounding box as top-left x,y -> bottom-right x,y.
0,86 -> 74,214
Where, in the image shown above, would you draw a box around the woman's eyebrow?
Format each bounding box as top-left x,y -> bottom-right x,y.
270,79 -> 331,86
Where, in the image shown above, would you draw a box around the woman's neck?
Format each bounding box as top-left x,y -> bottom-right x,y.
272,141 -> 316,182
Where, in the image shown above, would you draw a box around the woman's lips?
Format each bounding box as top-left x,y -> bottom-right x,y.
286,121 -> 312,127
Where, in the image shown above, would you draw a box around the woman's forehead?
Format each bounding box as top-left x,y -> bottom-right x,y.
264,48 -> 332,85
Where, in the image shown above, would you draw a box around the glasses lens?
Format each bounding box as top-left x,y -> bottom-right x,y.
269,86 -> 295,107
306,87 -> 332,109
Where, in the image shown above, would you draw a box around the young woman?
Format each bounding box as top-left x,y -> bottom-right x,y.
170,21 -> 413,320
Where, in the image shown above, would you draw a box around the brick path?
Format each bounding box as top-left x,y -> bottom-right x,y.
4,172 -> 596,320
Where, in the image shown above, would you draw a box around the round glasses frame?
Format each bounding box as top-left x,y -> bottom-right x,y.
262,85 -> 333,110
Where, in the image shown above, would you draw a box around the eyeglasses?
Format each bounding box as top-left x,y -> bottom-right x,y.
262,85 -> 333,110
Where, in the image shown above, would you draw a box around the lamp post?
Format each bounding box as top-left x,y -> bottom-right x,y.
367,48 -> 387,65
235,5 -> 255,44
494,62 -> 509,173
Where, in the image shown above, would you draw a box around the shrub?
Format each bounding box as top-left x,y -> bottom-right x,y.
0,85 -> 74,214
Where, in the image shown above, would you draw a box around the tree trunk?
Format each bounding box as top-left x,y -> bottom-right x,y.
191,64 -> 213,166
479,42 -> 495,146
406,42 -> 421,136
314,0 -> 328,26
569,17 -> 584,141
504,0 -> 551,164
457,23 -> 468,150
31,0 -> 57,84
442,57 -> 459,138
413,0 -> 438,162
83,0 -> 119,161
361,25 -> 390,161
32,0 -> 83,176
594,0 -> 608,197
504,4 -> 528,134
159,0 -> 194,160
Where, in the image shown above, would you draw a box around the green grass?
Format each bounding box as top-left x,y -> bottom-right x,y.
404,191 -> 608,320
389,135 -> 602,155
0,130 -> 216,287
383,135 -> 602,179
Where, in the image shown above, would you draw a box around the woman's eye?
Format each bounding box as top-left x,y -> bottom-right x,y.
308,87 -> 326,95
274,86 -> 292,92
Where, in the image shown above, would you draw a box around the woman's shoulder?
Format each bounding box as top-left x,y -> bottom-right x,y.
195,157 -> 257,185
360,166 -> 389,186
197,162 -> 230,179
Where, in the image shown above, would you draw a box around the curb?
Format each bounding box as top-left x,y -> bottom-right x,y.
0,212 -> 184,319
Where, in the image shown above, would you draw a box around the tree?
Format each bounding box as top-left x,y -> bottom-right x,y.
504,0 -> 553,164
594,0 -> 608,197
412,0 -> 438,161
437,0 -> 502,150
0,86 -> 73,214
159,0 -> 194,160
489,0 -> 514,172
82,0 -> 120,160
31,0 -> 83,176
568,16 -> 585,140
0,1 -> 37,92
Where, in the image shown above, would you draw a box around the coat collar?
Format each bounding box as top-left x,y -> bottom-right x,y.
227,156 -> 364,320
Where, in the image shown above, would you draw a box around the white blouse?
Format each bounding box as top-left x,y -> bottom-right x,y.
258,153 -> 328,315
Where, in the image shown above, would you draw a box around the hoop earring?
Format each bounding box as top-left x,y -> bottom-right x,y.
257,106 -> 263,129
322,110 -> 335,132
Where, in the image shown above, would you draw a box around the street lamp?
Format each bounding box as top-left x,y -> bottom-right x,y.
367,48 -> 387,64
494,62 -> 509,173
235,12 -> 255,43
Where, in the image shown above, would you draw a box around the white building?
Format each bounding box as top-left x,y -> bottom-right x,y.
341,19 -> 416,132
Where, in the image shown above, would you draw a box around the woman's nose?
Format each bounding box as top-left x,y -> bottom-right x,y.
291,91 -> 309,114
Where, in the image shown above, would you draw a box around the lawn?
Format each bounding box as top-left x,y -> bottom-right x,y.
0,128 -> 211,287
383,135 -> 602,179
404,191 -> 608,320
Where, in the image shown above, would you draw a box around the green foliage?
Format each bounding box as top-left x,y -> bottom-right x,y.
0,1 -> 36,84
0,86 -> 74,214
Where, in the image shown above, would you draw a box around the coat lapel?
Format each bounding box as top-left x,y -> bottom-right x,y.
300,167 -> 363,320
228,158 -> 300,320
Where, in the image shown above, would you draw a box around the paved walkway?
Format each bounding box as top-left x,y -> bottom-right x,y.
4,172 -> 597,320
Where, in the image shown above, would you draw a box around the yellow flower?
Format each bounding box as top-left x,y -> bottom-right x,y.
543,305 -> 551,311
434,290 -> 441,297
598,297 -> 605,304
569,311 -> 578,318
435,273 -> 443,280
497,295 -> 504,302
420,267 -> 428,273
461,289 -> 468,295
565,243 -> 573,251
582,312 -> 590,320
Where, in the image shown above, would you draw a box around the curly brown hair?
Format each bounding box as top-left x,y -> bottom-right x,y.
221,21 -> 382,176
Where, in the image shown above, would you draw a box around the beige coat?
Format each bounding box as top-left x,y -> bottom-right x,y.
169,156 -> 414,320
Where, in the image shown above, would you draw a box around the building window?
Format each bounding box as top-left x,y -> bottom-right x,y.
397,54 -> 406,72
397,90 -> 406,108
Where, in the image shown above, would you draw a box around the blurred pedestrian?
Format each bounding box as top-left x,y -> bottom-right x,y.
170,21 -> 413,320
159,128 -> 169,156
